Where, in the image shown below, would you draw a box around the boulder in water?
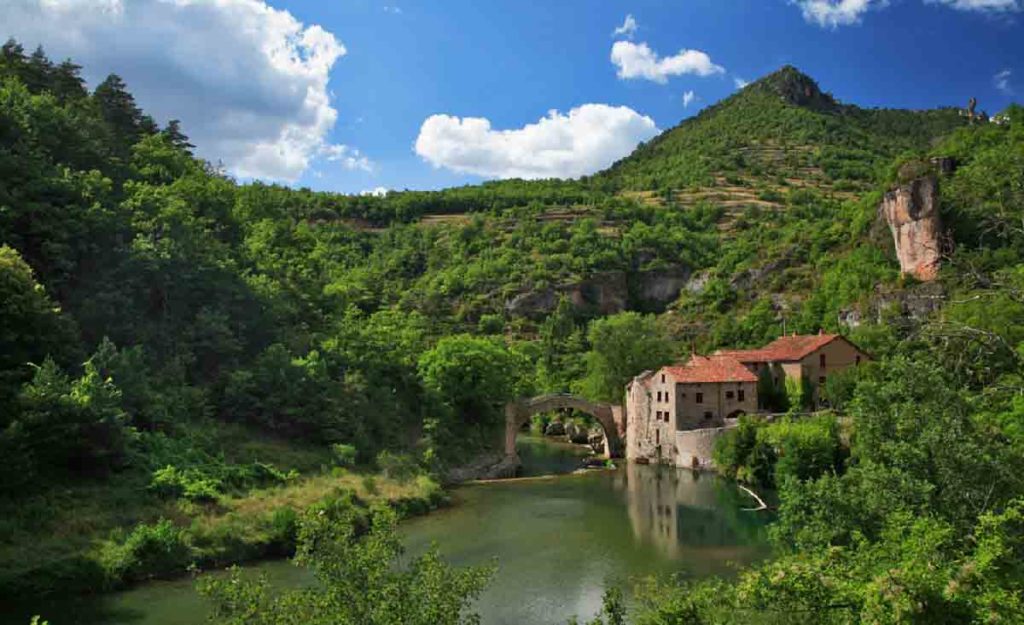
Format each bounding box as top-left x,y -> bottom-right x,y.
544,420 -> 566,436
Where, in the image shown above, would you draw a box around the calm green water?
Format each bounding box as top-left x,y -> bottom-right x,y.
5,437 -> 771,625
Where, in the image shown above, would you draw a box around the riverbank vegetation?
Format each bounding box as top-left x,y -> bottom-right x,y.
5,40 -> 1024,623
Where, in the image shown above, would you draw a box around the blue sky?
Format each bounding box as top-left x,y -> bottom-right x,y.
3,0 -> 1022,193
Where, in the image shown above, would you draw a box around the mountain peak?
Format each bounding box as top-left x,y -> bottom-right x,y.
749,65 -> 838,112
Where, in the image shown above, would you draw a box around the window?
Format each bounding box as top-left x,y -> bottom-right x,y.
695,392 -> 703,404
856,355 -> 861,365
725,390 -> 735,400
661,374 -> 665,383
819,376 -> 826,385
655,430 -> 660,444
704,411 -> 713,419
738,389 -> 745,402
656,391 -> 661,402
820,353 -> 826,367
664,412 -> 670,423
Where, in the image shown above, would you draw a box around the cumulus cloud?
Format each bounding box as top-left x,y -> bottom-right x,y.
2,0 -> 363,182
611,41 -> 725,83
682,91 -> 696,108
612,14 -> 638,38
925,0 -> 1020,10
360,186 -> 390,197
790,0 -> 886,27
994,69 -> 1014,94
794,0 -> 1019,27
414,104 -> 659,179
734,77 -> 750,89
320,144 -> 373,172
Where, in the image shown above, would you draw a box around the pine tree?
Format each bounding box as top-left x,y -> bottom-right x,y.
163,119 -> 194,153
51,59 -> 88,102
93,73 -> 152,148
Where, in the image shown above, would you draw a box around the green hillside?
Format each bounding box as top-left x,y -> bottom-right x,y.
3,40 -> 1024,621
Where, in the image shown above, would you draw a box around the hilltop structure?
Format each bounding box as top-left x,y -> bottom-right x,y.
625,332 -> 869,468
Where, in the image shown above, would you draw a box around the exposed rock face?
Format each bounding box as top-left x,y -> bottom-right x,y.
634,266 -> 693,309
880,169 -> 943,281
505,272 -> 628,319
445,453 -> 520,484
505,266 -> 694,318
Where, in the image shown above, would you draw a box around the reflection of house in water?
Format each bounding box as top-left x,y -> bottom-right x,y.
615,463 -> 768,565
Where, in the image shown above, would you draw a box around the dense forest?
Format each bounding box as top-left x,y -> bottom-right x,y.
3,39 -> 1024,624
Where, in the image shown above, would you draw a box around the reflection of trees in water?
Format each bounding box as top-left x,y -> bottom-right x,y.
616,463 -> 770,561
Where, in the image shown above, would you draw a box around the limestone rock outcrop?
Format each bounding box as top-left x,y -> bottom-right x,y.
504,265 -> 694,319
880,163 -> 947,281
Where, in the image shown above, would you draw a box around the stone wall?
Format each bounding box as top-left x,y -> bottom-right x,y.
674,426 -> 733,470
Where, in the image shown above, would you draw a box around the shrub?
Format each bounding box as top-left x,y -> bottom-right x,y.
331,443 -> 358,468
376,450 -> 419,482
100,519 -> 192,585
150,465 -> 221,502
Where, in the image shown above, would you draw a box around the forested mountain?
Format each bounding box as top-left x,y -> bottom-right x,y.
3,40 -> 1024,622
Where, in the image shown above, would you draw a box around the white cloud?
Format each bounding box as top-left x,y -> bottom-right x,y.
383,5 -> 403,14
995,69 -> 1014,94
612,14 -> 638,39
925,0 -> 1020,10
319,144 -> 374,172
3,0 -> 361,182
790,0 -> 887,27
360,187 -> 390,197
682,91 -> 696,108
794,0 -> 1019,27
734,77 -> 750,89
611,41 -> 725,83
414,104 -> 659,180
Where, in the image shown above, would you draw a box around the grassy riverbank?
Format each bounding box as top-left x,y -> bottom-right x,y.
0,423 -> 447,599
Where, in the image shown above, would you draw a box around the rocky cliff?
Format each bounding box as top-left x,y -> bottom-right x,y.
880,161 -> 948,281
505,266 -> 697,318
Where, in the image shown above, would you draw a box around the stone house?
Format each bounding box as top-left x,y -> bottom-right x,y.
626,354 -> 757,465
625,332 -> 869,467
715,332 -> 869,407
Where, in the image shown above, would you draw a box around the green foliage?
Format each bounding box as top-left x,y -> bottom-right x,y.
198,506 -> 493,625
582,312 -> 672,402
714,414 -> 843,489
99,519 -> 192,585
331,443 -> 358,468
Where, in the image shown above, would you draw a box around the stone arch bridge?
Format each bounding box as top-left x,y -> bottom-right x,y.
505,393 -> 625,459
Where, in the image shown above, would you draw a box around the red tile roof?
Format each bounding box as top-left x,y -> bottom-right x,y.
664,355 -> 758,384
715,333 -> 843,363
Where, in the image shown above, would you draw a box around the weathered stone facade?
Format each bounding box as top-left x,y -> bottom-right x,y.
626,334 -> 870,468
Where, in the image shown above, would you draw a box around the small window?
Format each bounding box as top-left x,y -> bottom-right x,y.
738,389 -> 745,402
661,374 -> 665,383
664,412 -> 670,423
695,392 -> 703,404
655,430 -> 660,444
820,353 -> 826,367
856,355 -> 861,365
656,391 -> 661,402
725,390 -> 734,400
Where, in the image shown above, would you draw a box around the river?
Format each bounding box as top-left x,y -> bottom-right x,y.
6,436 -> 772,625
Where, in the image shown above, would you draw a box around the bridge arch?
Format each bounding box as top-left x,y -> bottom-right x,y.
505,393 -> 625,459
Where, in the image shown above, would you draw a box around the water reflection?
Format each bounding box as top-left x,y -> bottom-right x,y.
614,462 -> 770,568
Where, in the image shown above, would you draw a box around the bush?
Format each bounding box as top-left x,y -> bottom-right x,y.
761,414 -> 844,484
376,450 -> 419,482
331,443 -> 358,468
100,519 -> 192,585
714,414 -> 844,488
